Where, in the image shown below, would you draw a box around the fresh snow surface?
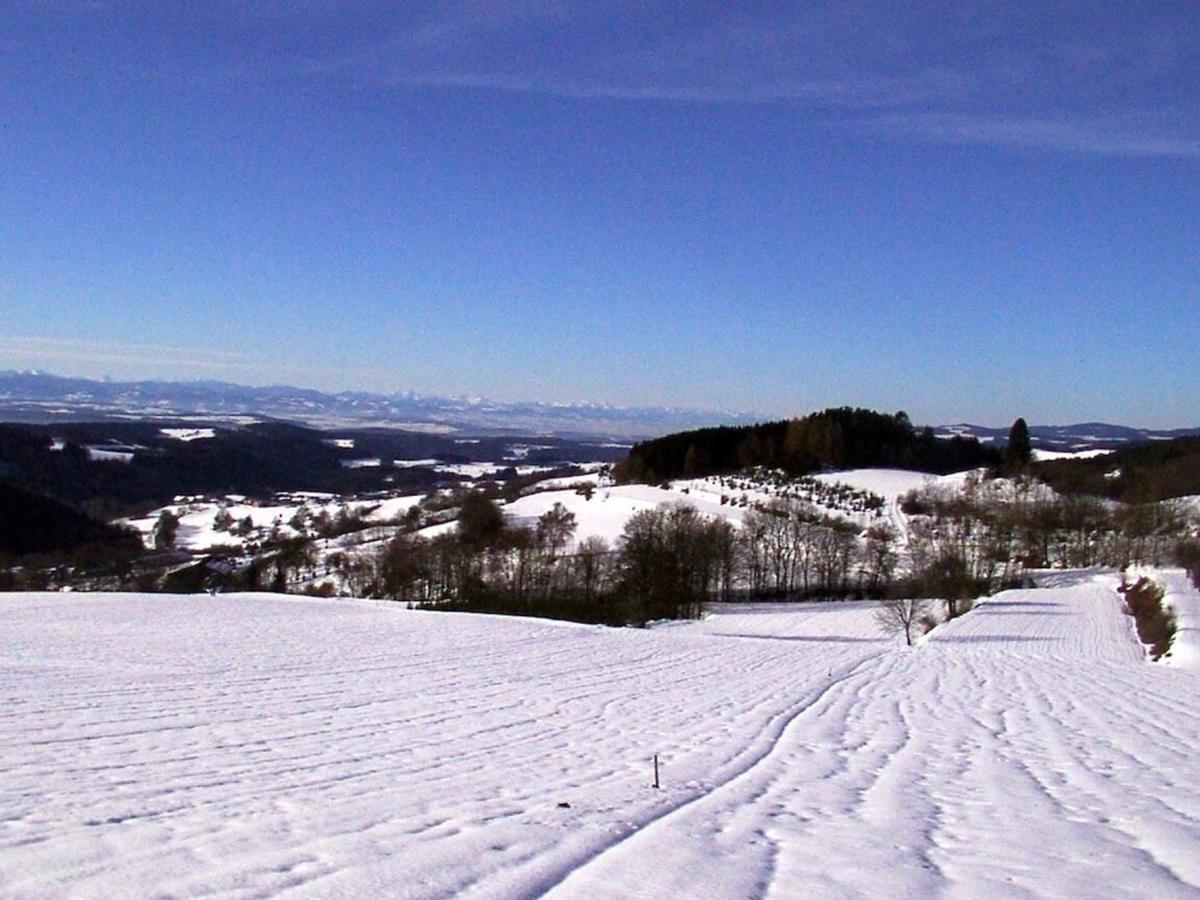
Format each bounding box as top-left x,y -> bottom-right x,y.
523,469 -> 604,491
85,447 -> 135,463
4,573 -> 1200,898
1031,448 -> 1114,462
1174,494 -> 1200,518
1151,568 -> 1200,669
160,428 -> 216,442
811,467 -> 952,499
364,495 -> 424,524
502,484 -> 748,547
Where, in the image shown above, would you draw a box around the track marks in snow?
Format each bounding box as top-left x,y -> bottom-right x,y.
543,653 -> 946,899
546,581 -> 1200,899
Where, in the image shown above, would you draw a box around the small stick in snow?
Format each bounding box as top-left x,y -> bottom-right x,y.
653,753 -> 660,789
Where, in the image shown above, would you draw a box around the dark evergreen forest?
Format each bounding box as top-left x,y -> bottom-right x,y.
0,481 -> 142,556
614,408 -> 1001,483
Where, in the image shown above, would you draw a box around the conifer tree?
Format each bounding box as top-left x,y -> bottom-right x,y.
1006,417 -> 1032,468
154,509 -> 180,550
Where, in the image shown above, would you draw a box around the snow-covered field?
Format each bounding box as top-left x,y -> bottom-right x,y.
1030,447 -> 1114,462
500,483 -> 750,546
3,572 -> 1200,897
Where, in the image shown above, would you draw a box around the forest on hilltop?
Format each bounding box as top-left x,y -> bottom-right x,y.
613,408 -> 1001,483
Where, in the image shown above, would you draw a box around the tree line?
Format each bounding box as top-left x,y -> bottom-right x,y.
361,495 -> 732,625
193,462 -> 1198,632
900,473 -> 1193,579
0,481 -> 142,557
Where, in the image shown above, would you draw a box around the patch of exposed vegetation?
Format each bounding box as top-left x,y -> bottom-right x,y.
1120,577 -> 1176,661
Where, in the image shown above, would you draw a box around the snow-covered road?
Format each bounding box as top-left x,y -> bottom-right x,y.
2,575 -> 1199,898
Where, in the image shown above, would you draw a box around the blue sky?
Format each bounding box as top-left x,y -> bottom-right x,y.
1,2 -> 1197,426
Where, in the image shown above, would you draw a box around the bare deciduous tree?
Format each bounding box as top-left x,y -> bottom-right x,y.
875,595 -> 931,646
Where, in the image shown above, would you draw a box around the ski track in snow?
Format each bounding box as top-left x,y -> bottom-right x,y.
546,580 -> 1200,899
3,575 -> 1200,898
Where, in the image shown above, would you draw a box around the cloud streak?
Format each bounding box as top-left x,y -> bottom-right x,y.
381,66 -> 971,109
0,336 -> 266,371
330,3 -> 1200,157
23,3 -> 1200,158
865,112 -> 1200,157
0,336 -> 384,386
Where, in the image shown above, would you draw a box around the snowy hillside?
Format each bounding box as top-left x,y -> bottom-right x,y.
3,573 -> 1199,897
493,468 -> 974,550
121,467 -> 980,558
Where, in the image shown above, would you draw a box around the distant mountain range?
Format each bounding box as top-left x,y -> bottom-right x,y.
2,372 -> 1195,447
0,371 -> 760,439
932,422 -> 1200,451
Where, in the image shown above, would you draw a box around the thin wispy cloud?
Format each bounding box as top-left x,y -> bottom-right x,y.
1,336 -> 264,370
46,2 -> 1195,156
324,2 -> 1200,157
383,67 -> 970,110
0,336 -> 381,386
866,112 -> 1200,158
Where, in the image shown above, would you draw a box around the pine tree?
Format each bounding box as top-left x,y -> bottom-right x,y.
154,509 -> 180,550
1006,417 -> 1032,468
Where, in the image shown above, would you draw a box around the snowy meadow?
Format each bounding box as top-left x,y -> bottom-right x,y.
3,571 -> 1200,898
